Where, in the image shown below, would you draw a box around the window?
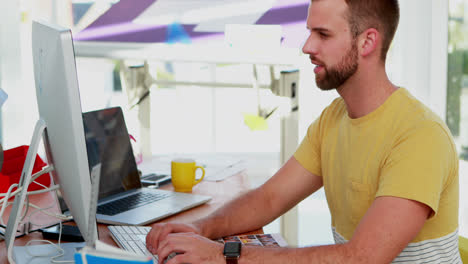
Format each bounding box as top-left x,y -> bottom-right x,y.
448,0 -> 468,238
448,0 -> 468,161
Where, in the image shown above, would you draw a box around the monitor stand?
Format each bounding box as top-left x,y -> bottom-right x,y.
5,119 -> 49,264
4,119 -> 101,264
12,241 -> 86,264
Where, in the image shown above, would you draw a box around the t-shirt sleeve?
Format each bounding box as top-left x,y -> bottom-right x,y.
376,122 -> 456,217
294,117 -> 323,177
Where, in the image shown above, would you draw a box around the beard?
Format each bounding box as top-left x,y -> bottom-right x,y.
314,40 -> 359,91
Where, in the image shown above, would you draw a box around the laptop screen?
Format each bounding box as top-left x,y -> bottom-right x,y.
82,107 -> 141,200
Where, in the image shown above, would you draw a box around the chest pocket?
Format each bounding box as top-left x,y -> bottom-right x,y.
346,180 -> 375,224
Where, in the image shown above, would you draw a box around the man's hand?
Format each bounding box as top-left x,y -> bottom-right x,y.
157,232 -> 224,264
146,222 -> 201,254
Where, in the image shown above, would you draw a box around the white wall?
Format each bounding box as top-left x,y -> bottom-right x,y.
388,0 -> 448,120
0,0 -> 75,150
0,0 -> 36,149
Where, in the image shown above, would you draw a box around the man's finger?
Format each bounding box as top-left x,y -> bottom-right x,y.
165,253 -> 190,264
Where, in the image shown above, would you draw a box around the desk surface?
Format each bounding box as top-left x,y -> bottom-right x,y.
0,171 -> 261,263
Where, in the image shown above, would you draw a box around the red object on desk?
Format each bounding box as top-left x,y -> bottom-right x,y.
0,145 -> 51,194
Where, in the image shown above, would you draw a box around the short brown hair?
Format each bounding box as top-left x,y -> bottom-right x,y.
312,0 -> 400,61
344,0 -> 400,61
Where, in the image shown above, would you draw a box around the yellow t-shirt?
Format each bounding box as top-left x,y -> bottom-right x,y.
294,88 -> 460,262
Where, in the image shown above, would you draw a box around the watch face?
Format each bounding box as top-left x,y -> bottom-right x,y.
224,242 -> 242,257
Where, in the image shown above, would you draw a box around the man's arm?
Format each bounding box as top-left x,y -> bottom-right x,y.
237,196 -> 431,264
156,196 -> 431,264
195,156 -> 323,239
146,156 -> 323,251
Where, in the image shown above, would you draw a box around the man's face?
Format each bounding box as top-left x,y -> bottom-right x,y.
302,0 -> 359,90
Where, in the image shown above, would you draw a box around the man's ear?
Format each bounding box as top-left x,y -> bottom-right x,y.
358,28 -> 379,57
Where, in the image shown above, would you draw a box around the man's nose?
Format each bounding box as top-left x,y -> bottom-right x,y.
302,34 -> 318,55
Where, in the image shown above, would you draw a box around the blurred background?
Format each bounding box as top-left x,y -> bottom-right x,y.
0,0 -> 466,246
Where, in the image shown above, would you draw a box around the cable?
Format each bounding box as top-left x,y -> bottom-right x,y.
25,184 -> 60,195
0,165 -> 57,226
0,165 -> 65,240
24,222 -> 74,263
25,240 -> 66,259
0,165 -> 54,197
0,193 -> 72,236
16,204 -> 75,261
27,202 -> 72,224
0,183 -> 19,226
0,172 -> 55,201
4,164 -> 83,263
31,180 -> 49,190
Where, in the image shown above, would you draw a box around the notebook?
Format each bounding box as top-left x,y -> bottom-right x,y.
57,107 -> 211,226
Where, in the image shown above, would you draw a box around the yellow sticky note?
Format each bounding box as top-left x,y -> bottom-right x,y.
243,113 -> 268,131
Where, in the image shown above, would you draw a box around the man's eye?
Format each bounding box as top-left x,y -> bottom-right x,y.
319,32 -> 328,38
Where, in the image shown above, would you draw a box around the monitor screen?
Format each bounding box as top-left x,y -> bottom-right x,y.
83,107 -> 141,200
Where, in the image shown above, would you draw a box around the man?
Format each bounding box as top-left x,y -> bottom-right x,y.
146,0 -> 462,263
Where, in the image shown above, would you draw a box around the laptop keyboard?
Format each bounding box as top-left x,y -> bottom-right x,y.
142,174 -> 169,181
108,225 -> 177,264
97,192 -> 172,216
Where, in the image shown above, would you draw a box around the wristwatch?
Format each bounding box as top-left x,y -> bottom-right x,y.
223,241 -> 242,264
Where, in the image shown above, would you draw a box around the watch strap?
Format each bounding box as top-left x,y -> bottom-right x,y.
225,257 -> 238,264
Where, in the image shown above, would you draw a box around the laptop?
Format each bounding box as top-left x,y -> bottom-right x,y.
57,106 -> 211,226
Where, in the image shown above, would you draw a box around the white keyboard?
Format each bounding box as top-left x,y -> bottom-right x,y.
109,225 -> 182,263
109,225 -> 184,264
108,226 -> 155,261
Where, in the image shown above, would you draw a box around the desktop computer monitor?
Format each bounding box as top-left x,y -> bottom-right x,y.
29,21 -> 98,243
4,20 -> 98,263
